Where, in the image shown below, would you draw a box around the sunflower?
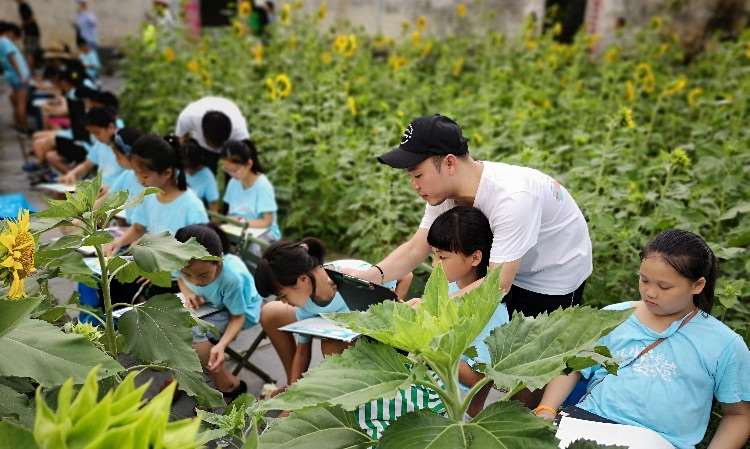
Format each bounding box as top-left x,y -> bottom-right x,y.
687,87 -> 703,107
238,1 -> 252,17
662,76 -> 688,97
416,16 -> 427,32
280,4 -> 292,25
625,80 -> 635,102
634,63 -> 655,93
346,96 -> 357,117
164,47 -> 175,63
456,3 -> 467,18
621,107 -> 636,129
451,57 -> 464,77
0,210 -> 36,299
317,2 -> 327,20
388,55 -> 408,71
275,74 -> 292,97
321,51 -> 333,65
252,43 -> 264,64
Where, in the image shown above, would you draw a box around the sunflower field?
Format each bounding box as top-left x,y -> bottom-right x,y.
120,5 -> 749,340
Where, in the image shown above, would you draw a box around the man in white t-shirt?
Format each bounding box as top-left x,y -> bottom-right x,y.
348,114 -> 592,316
175,96 -> 250,170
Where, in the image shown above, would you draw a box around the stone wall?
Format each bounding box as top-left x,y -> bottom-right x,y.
1,0 -> 748,51
0,0 -> 152,48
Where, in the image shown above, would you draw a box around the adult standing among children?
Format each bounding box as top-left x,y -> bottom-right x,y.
347,114 -> 593,317
16,0 -> 41,69
75,0 -> 98,49
175,96 -> 250,172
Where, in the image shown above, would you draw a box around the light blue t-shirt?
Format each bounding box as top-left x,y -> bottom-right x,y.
108,170 -> 143,222
79,49 -> 101,80
223,175 -> 281,239
448,282 -> 509,366
131,189 -> 208,235
183,254 -> 262,328
186,167 -> 219,204
0,37 -> 30,88
294,291 -> 350,344
578,302 -> 750,449
86,140 -> 123,186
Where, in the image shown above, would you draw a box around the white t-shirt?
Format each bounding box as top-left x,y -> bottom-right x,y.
175,96 -> 250,152
419,161 -> 592,295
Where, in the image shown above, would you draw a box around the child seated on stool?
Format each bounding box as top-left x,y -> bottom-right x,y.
175,223 -> 263,401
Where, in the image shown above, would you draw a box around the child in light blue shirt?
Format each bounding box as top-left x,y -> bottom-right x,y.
183,140 -> 220,210
59,107 -> 123,187
106,134 -> 208,256
97,128 -> 144,223
0,26 -> 30,131
78,40 -> 101,81
176,224 -> 262,400
537,230 -> 750,449
221,140 -> 281,240
426,206 -> 509,417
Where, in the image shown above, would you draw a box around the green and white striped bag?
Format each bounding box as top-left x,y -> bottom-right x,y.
355,383 -> 446,441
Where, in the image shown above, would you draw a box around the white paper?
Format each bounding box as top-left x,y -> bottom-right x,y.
112,295 -> 220,320
279,317 -> 360,342
219,223 -> 268,239
556,416 -> 675,449
37,183 -> 76,193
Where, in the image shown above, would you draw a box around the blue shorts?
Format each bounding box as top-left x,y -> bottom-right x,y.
192,309 -> 230,343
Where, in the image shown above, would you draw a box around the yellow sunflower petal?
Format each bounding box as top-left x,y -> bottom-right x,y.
17,210 -> 30,232
1,255 -> 17,268
8,271 -> 25,299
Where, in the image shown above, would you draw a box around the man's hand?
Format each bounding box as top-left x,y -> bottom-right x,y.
338,266 -> 381,284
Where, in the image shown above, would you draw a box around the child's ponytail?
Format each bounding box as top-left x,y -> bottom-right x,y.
641,229 -> 718,313
164,134 -> 188,191
131,134 -> 188,191
255,237 -> 327,298
221,139 -> 265,173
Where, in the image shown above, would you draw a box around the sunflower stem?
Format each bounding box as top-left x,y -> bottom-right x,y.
95,245 -> 118,356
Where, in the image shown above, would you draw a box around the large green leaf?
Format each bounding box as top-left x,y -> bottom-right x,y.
0,420 -> 37,449
263,340 -> 412,412
329,267 -> 502,368
129,233 -> 217,274
118,293 -> 202,372
0,319 -> 121,386
0,297 -> 42,337
36,250 -> 98,288
0,384 -> 34,428
258,406 -> 375,449
170,366 -> 225,408
484,307 -> 631,392
378,401 -> 558,449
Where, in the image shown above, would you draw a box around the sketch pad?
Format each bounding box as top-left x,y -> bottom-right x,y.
555,416 -> 674,449
325,268 -> 397,311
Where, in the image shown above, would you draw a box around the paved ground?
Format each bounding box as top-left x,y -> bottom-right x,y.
0,76 -> 325,418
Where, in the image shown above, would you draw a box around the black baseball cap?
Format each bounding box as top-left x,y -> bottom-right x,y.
377,114 -> 469,169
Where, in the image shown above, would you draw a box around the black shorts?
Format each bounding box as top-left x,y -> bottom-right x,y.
55,137 -> 87,164
504,281 -> 586,317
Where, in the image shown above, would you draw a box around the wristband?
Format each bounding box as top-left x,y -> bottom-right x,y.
372,264 -> 385,284
533,404 -> 557,416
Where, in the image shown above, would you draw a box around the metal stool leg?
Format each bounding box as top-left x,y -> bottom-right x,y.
225,330 -> 275,383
